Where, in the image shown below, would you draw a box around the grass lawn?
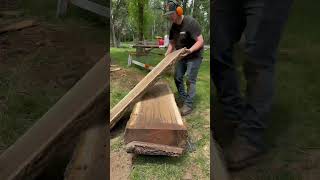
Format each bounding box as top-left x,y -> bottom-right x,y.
110,46 -> 210,179
230,0 -> 320,179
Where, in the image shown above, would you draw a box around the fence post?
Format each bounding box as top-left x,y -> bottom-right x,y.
56,0 -> 69,17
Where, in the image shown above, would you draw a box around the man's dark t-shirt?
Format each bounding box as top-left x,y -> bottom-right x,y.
169,15 -> 203,59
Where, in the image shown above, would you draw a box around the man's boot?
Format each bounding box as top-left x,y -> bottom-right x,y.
179,104 -> 193,116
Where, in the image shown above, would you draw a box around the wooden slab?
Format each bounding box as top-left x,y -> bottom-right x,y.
0,55 -> 108,180
70,0 -> 109,17
64,124 -> 108,180
124,82 -> 187,156
110,48 -> 186,129
132,44 -> 160,48
0,20 -> 37,34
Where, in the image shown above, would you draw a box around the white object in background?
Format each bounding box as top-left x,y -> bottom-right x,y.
164,35 -> 169,47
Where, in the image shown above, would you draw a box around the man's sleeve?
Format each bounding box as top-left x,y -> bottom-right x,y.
190,19 -> 202,41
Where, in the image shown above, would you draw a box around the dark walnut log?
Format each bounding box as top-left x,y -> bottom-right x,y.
124,82 -> 187,157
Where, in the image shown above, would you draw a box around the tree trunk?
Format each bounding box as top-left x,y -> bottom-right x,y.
182,0 -> 187,15
111,18 -> 117,47
116,34 -> 121,47
137,1 -> 144,54
190,0 -> 195,16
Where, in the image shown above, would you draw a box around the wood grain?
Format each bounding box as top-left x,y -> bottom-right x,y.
110,48 -> 186,129
124,82 -> 187,156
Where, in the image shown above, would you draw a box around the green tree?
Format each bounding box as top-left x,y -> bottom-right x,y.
128,0 -> 151,42
111,0 -> 128,47
192,0 -> 210,44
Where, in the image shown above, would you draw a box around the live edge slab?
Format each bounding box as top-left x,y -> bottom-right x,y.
124,82 -> 187,157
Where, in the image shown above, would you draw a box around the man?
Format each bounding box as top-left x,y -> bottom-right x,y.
164,0 -> 204,116
212,0 -> 293,170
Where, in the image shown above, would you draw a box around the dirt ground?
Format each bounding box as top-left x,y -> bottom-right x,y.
0,20 -> 105,84
110,66 -> 144,180
0,11 -> 106,154
110,149 -> 135,180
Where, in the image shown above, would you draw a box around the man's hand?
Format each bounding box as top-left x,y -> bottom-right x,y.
181,49 -> 193,57
180,35 -> 203,58
165,42 -> 175,57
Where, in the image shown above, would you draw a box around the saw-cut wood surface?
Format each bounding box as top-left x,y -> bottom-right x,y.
124,82 -> 187,156
110,48 -> 186,129
0,20 -> 37,34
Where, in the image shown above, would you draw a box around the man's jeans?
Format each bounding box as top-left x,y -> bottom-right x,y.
212,0 -> 293,149
175,57 -> 202,108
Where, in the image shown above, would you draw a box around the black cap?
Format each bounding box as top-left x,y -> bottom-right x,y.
164,2 -> 177,16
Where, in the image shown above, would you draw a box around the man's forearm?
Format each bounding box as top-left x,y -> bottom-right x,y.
166,45 -> 173,54
189,37 -> 204,53
166,42 -> 175,56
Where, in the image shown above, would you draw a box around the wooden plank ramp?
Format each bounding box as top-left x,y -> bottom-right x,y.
0,55 -> 108,180
124,82 -> 187,157
110,48 -> 186,129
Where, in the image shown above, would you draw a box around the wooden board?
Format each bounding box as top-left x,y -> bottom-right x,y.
132,44 -> 160,48
0,55 -> 108,180
0,20 -> 37,34
64,124 -> 108,180
56,0 -> 109,17
124,82 -> 187,156
70,0 -> 109,17
110,48 -> 186,129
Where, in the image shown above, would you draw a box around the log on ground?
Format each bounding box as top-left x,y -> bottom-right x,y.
124,82 -> 187,156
